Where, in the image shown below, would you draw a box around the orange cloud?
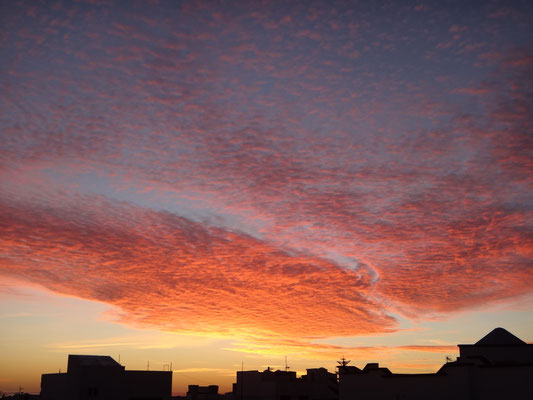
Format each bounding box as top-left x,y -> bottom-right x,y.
1,0 -> 532,357
224,335 -> 458,363
0,193 -> 395,341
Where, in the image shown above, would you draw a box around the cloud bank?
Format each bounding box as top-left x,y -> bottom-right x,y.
1,0 -> 532,348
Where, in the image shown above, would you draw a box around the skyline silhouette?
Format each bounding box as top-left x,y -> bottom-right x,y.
2,327 -> 529,399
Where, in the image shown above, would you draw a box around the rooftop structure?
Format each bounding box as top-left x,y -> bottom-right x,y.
339,327 -> 533,400
186,385 -> 219,400
41,354 -> 172,400
233,366 -> 337,400
475,327 -> 526,345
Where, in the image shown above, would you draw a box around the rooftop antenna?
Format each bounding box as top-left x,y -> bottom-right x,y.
337,355 -> 351,367
285,356 -> 290,372
336,355 -> 351,382
147,361 -> 149,371
240,361 -> 244,400
118,354 -> 121,365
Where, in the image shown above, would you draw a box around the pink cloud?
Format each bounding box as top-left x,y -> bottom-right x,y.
0,193 -> 396,340
1,0 -> 531,342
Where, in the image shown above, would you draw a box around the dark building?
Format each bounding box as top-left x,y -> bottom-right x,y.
1,394 -> 40,400
186,385 -> 219,400
339,327 -> 533,400
41,355 -> 172,400
233,367 -> 337,400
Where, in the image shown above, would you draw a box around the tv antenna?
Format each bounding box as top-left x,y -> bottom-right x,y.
285,356 -> 290,372
337,355 -> 351,367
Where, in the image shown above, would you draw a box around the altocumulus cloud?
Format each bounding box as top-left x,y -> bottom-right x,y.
0,193 -> 395,340
0,0 -> 532,349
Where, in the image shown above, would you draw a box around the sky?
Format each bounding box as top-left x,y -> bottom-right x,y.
0,0 -> 532,396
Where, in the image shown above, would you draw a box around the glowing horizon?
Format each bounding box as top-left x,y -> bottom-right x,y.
1,0 -> 532,396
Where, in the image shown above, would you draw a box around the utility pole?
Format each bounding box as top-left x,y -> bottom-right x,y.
240,361 -> 244,400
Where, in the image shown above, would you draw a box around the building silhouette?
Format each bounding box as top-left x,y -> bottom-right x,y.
338,327 -> 533,400
186,385 -> 220,400
233,367 -> 337,400
40,355 -> 172,400
37,327 -> 532,400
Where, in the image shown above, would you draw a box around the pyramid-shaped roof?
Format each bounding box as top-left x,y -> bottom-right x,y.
475,327 -> 526,346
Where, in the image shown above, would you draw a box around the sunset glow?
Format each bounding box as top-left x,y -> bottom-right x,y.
1,0 -> 532,396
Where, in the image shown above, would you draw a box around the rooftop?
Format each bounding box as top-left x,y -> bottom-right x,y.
68,355 -> 122,367
475,327 -> 526,346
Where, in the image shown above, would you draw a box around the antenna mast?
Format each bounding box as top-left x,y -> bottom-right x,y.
240,361 -> 244,400
337,355 -> 351,367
